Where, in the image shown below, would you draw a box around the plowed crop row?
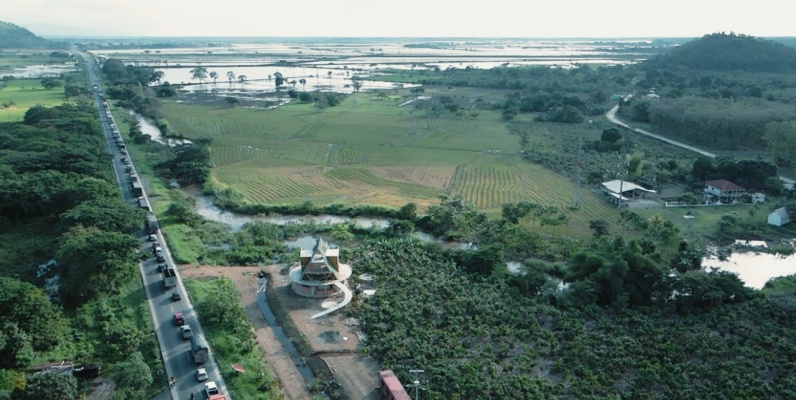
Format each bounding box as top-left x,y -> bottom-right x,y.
448,164 -> 617,232
330,147 -> 369,165
289,122 -> 323,140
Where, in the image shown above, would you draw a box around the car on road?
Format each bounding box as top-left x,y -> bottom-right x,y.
156,252 -> 166,263
148,234 -> 157,242
196,367 -> 208,382
173,312 -> 184,326
158,263 -> 168,272
171,291 -> 181,301
205,381 -> 219,396
152,244 -> 162,254
180,324 -> 193,339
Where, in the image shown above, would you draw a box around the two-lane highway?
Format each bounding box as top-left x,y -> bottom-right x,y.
78,49 -> 229,400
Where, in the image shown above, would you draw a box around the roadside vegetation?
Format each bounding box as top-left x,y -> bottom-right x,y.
0,103 -> 161,399
183,277 -> 281,399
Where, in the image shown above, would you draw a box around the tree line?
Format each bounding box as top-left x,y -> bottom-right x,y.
0,104 -> 153,399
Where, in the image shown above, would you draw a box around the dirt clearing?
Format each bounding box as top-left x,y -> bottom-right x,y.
179,264 -> 381,400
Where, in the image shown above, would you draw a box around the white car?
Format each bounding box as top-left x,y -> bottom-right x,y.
148,234 -> 157,242
179,324 -> 193,340
196,368 -> 208,382
205,381 -> 219,396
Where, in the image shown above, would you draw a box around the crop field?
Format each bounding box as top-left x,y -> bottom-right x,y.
161,93 -> 619,234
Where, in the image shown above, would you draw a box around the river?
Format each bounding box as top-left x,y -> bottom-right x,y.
182,188 -> 795,289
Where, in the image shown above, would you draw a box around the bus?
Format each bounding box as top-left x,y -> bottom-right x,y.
379,370 -> 410,400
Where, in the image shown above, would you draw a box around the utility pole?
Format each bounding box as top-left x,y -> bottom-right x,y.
573,135 -> 583,207
407,369 -> 424,400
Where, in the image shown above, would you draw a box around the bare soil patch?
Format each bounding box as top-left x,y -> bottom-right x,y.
180,264 -> 381,400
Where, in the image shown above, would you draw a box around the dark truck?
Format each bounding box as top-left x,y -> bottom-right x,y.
131,181 -> 143,197
190,334 -> 210,364
145,213 -> 159,234
162,267 -> 177,288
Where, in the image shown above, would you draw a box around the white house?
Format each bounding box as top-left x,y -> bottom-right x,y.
767,207 -> 790,227
705,179 -> 746,203
752,193 -> 766,204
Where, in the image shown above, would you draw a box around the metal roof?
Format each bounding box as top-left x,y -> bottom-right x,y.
601,180 -> 655,194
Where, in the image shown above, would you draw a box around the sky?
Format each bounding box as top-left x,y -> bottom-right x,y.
5,0 -> 796,38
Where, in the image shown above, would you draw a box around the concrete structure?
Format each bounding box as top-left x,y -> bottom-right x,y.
289,238 -> 352,298
767,207 -> 791,227
705,180 -> 746,203
600,180 -> 656,206
752,193 -> 766,204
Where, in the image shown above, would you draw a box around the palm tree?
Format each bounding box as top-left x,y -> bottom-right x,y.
190,66 -> 208,84
209,71 -> 218,84
238,75 -> 247,84
299,78 -> 306,91
226,71 -> 235,84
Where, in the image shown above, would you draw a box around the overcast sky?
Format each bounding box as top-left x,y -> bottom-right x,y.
6,0 -> 795,38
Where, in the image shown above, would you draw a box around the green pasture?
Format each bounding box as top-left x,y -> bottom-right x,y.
161,93 -> 620,235
0,78 -> 71,121
633,203 -> 795,242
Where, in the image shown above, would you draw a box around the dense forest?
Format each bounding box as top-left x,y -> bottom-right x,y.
349,200 -> 796,399
0,21 -> 52,48
645,32 -> 796,72
0,104 -> 155,399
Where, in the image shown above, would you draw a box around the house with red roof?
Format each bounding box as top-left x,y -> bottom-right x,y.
705,179 -> 746,203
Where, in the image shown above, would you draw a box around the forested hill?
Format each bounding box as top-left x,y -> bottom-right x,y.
0,21 -> 51,48
644,32 -> 796,72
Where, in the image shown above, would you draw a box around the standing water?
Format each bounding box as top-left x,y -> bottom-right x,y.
703,246 -> 796,289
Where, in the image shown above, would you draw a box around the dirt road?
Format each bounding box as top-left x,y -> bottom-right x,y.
179,265 -> 313,400
180,264 -> 381,400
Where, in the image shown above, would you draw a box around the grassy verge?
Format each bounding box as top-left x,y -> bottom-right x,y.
183,277 -> 281,399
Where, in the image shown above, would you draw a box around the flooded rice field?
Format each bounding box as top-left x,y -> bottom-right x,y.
89,38 -> 655,96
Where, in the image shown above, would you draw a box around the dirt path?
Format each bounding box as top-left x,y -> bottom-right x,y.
180,264 -> 382,400
179,265 -> 313,400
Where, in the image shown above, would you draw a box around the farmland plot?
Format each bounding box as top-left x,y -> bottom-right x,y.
162,99 -> 619,235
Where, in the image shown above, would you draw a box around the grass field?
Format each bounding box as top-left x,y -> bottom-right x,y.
161,92 -> 620,236
0,78 -> 72,121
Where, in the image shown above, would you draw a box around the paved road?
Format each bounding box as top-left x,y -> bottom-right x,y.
77,50 -> 229,400
605,103 -> 716,158
606,101 -> 796,189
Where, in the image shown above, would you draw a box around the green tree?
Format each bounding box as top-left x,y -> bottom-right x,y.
190,66 -> 208,84
59,198 -> 146,234
274,71 -> 284,88
57,226 -> 140,307
0,277 -> 67,351
226,70 -> 235,84
764,121 -> 796,167
224,96 -> 239,107
588,219 -> 610,237
209,71 -> 218,84
238,74 -> 247,83
109,351 -> 152,400
0,322 -> 34,369
21,372 -> 77,400
40,78 -> 62,90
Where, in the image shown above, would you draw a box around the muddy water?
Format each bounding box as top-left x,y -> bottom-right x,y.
703,248 -> 796,289
132,112 -> 192,146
